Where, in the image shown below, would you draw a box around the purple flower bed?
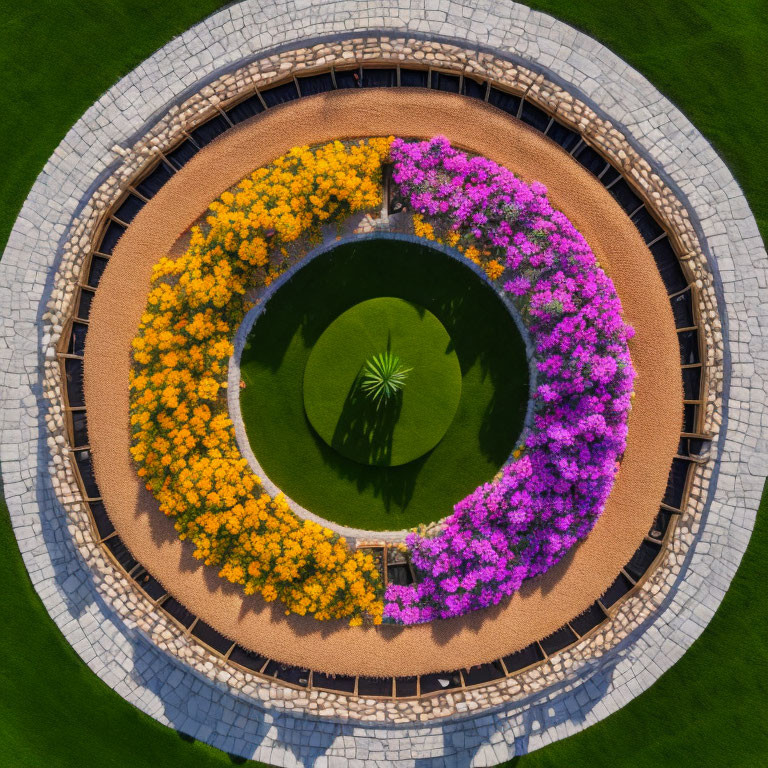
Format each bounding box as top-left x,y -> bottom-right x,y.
384,137 -> 636,624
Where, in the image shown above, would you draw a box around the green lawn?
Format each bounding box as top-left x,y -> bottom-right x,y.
302,296 -> 463,468
1,1 -> 766,766
0,500 -> 266,768
240,239 -> 526,529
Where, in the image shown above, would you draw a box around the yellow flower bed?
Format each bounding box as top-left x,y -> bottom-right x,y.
129,138 -> 393,624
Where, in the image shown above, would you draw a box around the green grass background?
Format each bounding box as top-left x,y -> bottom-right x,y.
0,1 -> 766,766
241,240 -> 526,529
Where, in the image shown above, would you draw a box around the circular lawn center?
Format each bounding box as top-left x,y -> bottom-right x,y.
239,237 -> 528,531
303,297 -> 462,467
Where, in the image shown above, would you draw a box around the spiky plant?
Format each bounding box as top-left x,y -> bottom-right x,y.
360,350 -> 412,409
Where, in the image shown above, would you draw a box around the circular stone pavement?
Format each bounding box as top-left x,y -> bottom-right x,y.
0,1 -> 765,766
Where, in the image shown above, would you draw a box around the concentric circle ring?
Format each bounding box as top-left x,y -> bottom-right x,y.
302,296 -> 462,468
83,89 -> 680,677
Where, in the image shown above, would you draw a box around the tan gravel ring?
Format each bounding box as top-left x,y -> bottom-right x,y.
84,88 -> 681,677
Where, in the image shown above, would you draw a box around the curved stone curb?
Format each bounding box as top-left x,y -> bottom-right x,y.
0,1 -> 764,765
228,228 -> 537,545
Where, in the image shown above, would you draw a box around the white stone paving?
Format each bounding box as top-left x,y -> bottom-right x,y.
0,1 -> 765,765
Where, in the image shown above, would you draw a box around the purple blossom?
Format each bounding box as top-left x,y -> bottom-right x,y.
384,137 -> 636,624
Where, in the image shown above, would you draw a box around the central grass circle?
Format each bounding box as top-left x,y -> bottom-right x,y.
240,237 -> 528,530
303,298 -> 462,467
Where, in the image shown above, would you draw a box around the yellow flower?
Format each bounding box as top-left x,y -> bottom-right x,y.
128,138 -> 392,624
485,259 -> 504,281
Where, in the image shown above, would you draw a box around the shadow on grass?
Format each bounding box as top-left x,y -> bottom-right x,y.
176,732 -> 248,765
240,237 -> 528,524
314,419 -> 428,513
330,371 -> 403,466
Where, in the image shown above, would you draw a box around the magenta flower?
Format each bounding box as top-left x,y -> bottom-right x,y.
383,137 -> 636,624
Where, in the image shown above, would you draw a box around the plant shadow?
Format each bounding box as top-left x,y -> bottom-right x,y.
330,372 -> 403,466
313,421 -> 426,513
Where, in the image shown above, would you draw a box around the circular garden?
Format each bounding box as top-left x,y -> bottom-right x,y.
6,2 -> 761,762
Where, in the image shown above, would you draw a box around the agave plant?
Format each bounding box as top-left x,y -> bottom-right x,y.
360,350 -> 412,408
